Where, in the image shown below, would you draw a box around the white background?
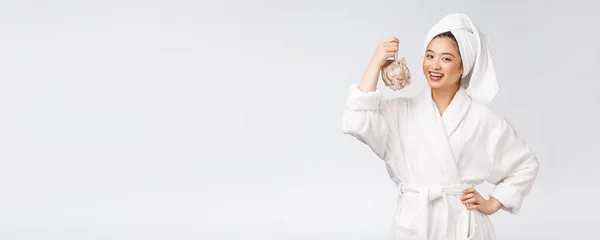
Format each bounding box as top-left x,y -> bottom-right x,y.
0,0 -> 598,239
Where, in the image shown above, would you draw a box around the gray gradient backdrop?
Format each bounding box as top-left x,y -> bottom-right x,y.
0,0 -> 598,239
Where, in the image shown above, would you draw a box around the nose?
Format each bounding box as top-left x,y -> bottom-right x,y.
432,61 -> 441,70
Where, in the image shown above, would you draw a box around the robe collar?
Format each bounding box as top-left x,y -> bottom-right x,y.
415,85 -> 472,184
431,85 -> 471,138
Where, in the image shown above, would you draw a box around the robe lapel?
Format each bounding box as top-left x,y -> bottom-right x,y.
440,86 -> 471,138
416,86 -> 471,184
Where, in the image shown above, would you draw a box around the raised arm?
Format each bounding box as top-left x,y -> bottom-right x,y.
358,37 -> 399,92
342,37 -> 405,161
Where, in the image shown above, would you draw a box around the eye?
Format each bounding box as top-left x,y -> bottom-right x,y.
426,54 -> 433,58
442,57 -> 451,61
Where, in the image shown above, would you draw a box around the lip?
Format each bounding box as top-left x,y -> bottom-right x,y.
429,71 -> 444,81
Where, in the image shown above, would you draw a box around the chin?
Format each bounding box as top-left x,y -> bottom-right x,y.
427,79 -> 446,89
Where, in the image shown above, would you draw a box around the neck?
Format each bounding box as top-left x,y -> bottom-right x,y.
431,84 -> 459,116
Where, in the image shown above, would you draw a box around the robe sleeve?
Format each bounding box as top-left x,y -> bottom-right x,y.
487,117 -> 540,214
342,83 -> 404,161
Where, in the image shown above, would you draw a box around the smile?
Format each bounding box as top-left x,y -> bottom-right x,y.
430,72 -> 444,77
429,72 -> 444,81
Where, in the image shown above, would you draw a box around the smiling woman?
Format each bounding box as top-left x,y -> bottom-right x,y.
423,31 -> 465,115
342,13 -> 539,240
424,32 -> 462,85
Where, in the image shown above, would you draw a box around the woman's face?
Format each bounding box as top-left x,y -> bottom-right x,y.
422,37 -> 463,90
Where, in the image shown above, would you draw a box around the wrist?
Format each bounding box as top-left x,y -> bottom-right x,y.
368,60 -> 384,70
488,197 -> 503,211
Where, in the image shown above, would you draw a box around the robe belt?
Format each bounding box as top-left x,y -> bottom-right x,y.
397,183 -> 473,240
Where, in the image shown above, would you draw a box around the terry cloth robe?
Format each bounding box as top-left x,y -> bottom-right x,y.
342,84 -> 539,240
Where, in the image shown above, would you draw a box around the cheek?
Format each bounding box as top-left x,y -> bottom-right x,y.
448,62 -> 463,75
422,60 -> 430,70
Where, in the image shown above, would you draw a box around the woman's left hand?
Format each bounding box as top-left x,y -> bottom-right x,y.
460,188 -> 503,215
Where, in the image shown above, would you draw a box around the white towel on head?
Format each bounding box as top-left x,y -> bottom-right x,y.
424,13 -> 499,105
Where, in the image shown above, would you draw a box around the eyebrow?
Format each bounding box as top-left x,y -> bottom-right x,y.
426,49 -> 456,58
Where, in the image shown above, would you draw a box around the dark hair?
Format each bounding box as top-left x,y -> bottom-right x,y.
434,31 -> 458,45
433,31 -> 462,61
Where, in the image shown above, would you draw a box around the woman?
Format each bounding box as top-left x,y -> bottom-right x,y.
342,13 -> 539,240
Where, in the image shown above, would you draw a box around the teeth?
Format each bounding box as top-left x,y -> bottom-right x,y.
431,72 -> 443,77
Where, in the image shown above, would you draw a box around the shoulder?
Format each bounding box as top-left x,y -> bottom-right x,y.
469,101 -> 515,136
471,102 -> 502,122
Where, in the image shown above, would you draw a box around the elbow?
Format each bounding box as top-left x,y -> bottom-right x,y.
532,156 -> 540,174
527,153 -> 540,178
342,119 -> 368,144
342,110 -> 364,136
514,149 -> 540,178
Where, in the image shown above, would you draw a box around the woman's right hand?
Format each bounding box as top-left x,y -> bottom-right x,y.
358,37 -> 400,93
370,37 -> 399,68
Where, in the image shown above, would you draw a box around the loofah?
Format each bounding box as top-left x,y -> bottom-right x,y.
381,55 -> 411,91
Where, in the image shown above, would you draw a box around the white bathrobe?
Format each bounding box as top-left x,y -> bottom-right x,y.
342,84 -> 539,240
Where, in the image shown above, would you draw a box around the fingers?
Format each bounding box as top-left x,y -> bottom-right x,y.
379,38 -> 399,55
382,36 -> 399,43
382,43 -> 398,58
383,43 -> 398,51
385,51 -> 396,57
460,188 -> 494,213
384,52 -> 396,59
461,188 -> 478,200
460,193 -> 474,201
466,204 -> 479,210
376,37 -> 399,64
461,188 -> 481,206
383,41 -> 398,47
463,197 -> 477,204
